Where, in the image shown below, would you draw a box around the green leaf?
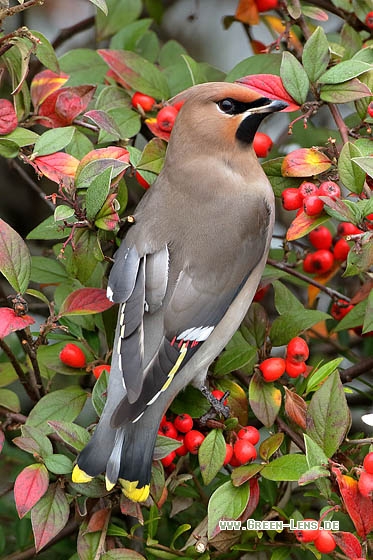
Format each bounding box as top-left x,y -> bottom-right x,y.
0,388 -> 20,412
96,0 -> 142,39
249,371 -> 281,427
65,129 -> 94,160
76,159 -> 127,190
3,127 -> 39,147
270,310 -> 329,346
225,54 -> 281,82
302,27 -> 330,83
153,435 -> 181,460
0,139 -> 20,158
280,52 -> 310,104
85,167 -> 113,221
31,483 -> 69,553
318,60 -> 372,84
59,49 -> 108,86
340,142 -> 366,195
0,361 -> 18,387
170,385 -> 210,417
89,0 -> 108,14
231,463 -> 263,487
261,454 -> 308,481
273,280 -> 302,315
21,426 -> 54,458
30,256 -> 68,284
208,480 -> 250,538
306,371 -> 350,457
30,30 -> 59,73
216,379 -> 249,426
355,70 -> 373,120
47,420 -> 90,452
54,205 -> 75,222
304,434 -> 328,467
159,40 -> 188,68
214,343 -> 257,375
181,54 -> 207,86
33,127 -> 75,157
259,433 -> 284,462
137,138 -> 167,174
102,550 -> 146,560
110,18 -> 152,50
170,524 -> 191,550
198,429 -> 226,485
26,387 -> 88,434
306,357 -> 344,393
44,454 -> 73,475
344,232 -> 373,277
0,219 -> 31,293
333,298 -> 367,332
241,302 -> 268,349
26,215 -> 71,240
99,108 -> 141,143
92,369 -> 109,416
320,78 -> 372,103
352,156 -> 373,177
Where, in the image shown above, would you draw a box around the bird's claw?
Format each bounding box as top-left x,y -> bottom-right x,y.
200,386 -> 230,421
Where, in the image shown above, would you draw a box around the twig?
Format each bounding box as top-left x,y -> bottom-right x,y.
340,357 -> 373,384
52,16 -> 95,51
15,331 -> 41,400
327,103 -> 349,144
276,416 -> 306,453
0,339 -> 39,402
0,0 -> 44,24
267,258 -> 351,303
18,328 -> 45,397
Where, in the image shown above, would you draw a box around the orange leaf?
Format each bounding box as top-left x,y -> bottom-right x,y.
0,308 -> 35,338
235,0 -> 259,25
262,15 -> 303,51
282,148 -> 332,177
33,152 -> 79,184
286,211 -> 329,241
332,468 -> 373,539
30,70 -> 69,109
237,74 -> 300,112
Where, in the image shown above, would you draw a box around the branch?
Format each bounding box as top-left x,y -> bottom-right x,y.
52,16 -> 95,51
0,0 -> 44,24
276,416 -> 306,453
18,328 -> 45,397
9,160 -> 55,212
328,103 -> 349,144
340,357 -> 373,384
267,258 -> 350,303
0,339 -> 39,402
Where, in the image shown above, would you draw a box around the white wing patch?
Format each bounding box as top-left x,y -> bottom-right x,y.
177,325 -> 214,342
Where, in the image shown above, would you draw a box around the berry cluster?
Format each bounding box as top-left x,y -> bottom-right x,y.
282,180 -> 341,217
295,521 -> 336,554
259,337 -> 309,382
358,451 -> 373,498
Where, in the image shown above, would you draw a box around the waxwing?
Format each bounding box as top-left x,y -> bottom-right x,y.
73,81 -> 287,501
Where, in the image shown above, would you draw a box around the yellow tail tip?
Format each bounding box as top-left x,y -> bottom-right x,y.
105,476 -> 116,491
72,464 -> 93,484
119,479 -> 150,502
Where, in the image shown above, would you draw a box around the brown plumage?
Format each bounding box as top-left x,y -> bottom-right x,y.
73,82 -> 287,502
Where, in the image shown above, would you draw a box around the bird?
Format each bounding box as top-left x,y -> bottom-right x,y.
72,81 -> 287,502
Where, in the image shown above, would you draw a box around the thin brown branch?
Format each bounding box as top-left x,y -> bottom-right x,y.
327,103 -> 349,144
276,416 -> 306,453
18,328 -> 45,397
0,0 -> 44,24
340,357 -> 373,384
0,339 -> 39,402
52,16 -> 95,51
267,258 -> 350,303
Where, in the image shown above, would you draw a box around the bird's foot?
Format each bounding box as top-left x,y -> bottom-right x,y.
200,386 -> 230,422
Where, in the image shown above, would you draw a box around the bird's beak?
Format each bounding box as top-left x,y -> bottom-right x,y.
248,98 -> 288,114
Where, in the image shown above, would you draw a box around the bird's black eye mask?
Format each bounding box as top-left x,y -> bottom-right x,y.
217,96 -> 271,115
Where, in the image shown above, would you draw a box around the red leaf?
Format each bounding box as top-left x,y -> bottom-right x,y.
14,464 -> 49,518
286,211 -> 329,241
30,70 -> 69,109
98,50 -> 134,90
86,508 -> 110,533
0,99 -> 18,134
38,86 -> 96,128
59,288 -> 114,317
0,430 -> 4,453
31,483 -> 69,552
145,118 -> 171,142
333,531 -> 362,559
0,308 -> 35,339
332,468 -> 373,538
282,148 -> 332,177
33,152 -> 79,184
236,74 -> 300,112
240,478 -> 260,522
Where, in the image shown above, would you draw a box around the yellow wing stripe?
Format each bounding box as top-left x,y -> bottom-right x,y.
160,344 -> 188,393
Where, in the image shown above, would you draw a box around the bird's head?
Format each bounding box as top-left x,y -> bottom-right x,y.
167,81 -> 287,154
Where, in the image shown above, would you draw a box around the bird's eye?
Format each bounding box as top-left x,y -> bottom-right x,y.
218,98 -> 236,114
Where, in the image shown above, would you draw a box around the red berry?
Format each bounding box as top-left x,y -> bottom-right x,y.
211,389 -> 228,405
294,519 -> 320,543
358,470 -> 373,497
223,443 -> 234,466
365,11 -> 373,29
298,181 -> 318,199
229,453 -> 242,467
285,359 -> 307,378
255,0 -> 279,12
59,343 -> 86,368
309,226 -> 332,250
131,91 -> 156,112
253,284 -> 270,301
160,415 -> 167,427
311,249 -> 334,274
233,439 -> 257,464
259,357 -> 286,382
175,435 -> 188,457
184,430 -> 205,454
337,222 -> 362,236
156,105 -> 178,132
333,238 -> 350,261
318,180 -> 341,199
135,171 -> 150,189
314,530 -> 336,554
161,451 -> 176,467
368,102 -> 373,118
253,131 -> 273,157
174,413 -> 193,433
363,451 -> 373,474
282,188 -> 303,211
237,426 -> 260,445
303,195 -> 324,216
158,421 -> 178,439
92,364 -> 110,379
330,300 -> 354,321
286,337 -> 309,363
303,253 -> 317,273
